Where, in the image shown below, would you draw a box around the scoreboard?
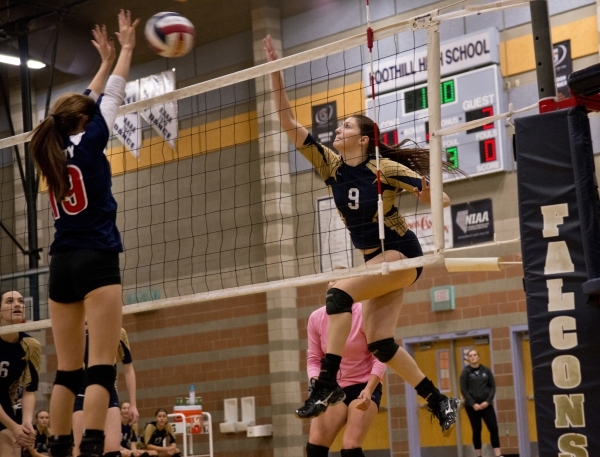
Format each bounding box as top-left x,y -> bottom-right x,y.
366,64 -> 508,182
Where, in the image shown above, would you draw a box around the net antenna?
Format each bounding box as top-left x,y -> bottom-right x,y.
364,0 -> 389,273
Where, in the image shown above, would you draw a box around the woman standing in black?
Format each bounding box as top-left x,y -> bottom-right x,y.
460,349 -> 503,457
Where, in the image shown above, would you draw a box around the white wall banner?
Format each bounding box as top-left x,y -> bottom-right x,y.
139,70 -> 178,149
317,197 -> 354,272
113,80 -> 142,158
404,206 -> 453,253
363,28 -> 500,97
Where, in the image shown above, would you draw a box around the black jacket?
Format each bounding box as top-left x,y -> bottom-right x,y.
460,364 -> 496,407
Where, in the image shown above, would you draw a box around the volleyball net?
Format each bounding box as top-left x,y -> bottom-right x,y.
0,0 -> 535,331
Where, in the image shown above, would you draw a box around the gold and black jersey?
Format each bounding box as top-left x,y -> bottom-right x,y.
298,134 -> 423,249
143,421 -> 176,447
0,333 -> 41,406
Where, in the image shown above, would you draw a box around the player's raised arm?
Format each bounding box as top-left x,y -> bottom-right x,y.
112,9 -> 140,81
87,24 -> 116,96
263,35 -> 308,149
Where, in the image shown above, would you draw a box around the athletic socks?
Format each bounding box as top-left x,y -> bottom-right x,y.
306,443 -> 330,457
317,354 -> 342,383
79,429 -> 105,457
415,376 -> 444,404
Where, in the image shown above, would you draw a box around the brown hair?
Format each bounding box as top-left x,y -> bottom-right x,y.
352,114 -> 462,178
29,93 -> 96,201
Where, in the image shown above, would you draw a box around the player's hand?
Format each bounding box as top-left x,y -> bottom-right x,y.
10,423 -> 35,448
354,389 -> 372,411
480,401 -> 489,410
473,403 -> 481,411
413,176 -> 431,204
129,403 -> 140,424
115,9 -> 140,50
91,24 -> 116,64
263,34 -> 279,62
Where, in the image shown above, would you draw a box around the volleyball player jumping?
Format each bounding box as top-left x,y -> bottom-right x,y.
30,10 -> 139,457
264,34 -> 459,436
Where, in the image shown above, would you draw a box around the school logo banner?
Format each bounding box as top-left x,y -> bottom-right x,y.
516,107 -> 600,457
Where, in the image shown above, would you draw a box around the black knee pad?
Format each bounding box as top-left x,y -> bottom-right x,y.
341,448 -> 365,457
306,443 -> 330,457
86,364 -> 116,394
367,338 -> 399,363
54,368 -> 85,395
325,288 -> 354,315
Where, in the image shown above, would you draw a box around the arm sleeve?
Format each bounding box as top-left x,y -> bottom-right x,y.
460,368 -> 475,407
306,311 -> 324,380
84,89 -> 100,102
296,134 -> 342,181
99,75 -> 126,132
22,337 -> 41,392
486,366 -> 496,403
379,158 -> 423,192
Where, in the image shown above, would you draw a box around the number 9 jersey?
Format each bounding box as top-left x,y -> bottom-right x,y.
48,75 -> 127,255
297,133 -> 423,249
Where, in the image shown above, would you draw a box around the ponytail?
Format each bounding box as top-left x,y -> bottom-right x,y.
352,114 -> 464,178
30,93 -> 96,201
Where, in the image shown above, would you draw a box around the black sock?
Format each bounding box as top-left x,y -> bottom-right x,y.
415,377 -> 444,404
103,452 -> 121,457
80,429 -> 105,457
317,354 -> 342,382
48,434 -> 74,457
341,448 -> 365,457
306,442 -> 330,457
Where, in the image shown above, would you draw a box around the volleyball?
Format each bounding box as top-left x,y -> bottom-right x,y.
144,12 -> 195,58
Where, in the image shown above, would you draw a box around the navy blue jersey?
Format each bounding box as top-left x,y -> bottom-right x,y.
121,422 -> 138,449
48,84 -> 123,254
0,333 -> 41,408
298,134 -> 423,249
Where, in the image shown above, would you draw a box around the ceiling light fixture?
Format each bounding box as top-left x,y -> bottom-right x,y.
0,54 -> 46,69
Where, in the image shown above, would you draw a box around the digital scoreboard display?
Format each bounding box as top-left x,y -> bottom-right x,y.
404,80 -> 457,113
366,65 -> 508,181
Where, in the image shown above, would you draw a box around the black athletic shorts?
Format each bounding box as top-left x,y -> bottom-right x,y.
362,229 -> 424,282
49,249 -> 121,303
342,382 -> 383,410
73,388 -> 120,412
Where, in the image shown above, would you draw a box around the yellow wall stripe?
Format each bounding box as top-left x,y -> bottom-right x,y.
500,15 -> 597,77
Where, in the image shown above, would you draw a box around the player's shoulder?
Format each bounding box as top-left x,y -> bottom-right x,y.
20,333 -> 41,352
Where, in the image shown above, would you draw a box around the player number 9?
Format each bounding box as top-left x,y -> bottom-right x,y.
348,188 -> 359,210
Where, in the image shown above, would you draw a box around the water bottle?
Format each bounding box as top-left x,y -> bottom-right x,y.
189,385 -> 195,405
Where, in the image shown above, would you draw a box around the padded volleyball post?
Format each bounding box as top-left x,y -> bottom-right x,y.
568,73 -> 600,306
515,107 -> 600,456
